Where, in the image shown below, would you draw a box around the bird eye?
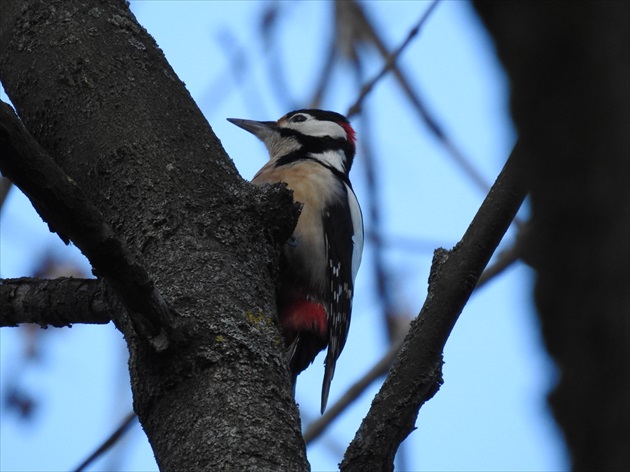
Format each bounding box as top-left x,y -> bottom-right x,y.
290,114 -> 307,123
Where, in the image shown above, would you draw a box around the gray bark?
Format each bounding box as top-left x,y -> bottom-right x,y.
341,142 -> 528,472
0,278 -> 109,327
0,1 -> 309,470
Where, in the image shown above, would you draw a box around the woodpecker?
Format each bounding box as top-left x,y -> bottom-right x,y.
228,109 -> 363,413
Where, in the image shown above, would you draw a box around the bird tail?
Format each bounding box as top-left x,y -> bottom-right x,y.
285,333 -> 300,372
321,349 -> 337,414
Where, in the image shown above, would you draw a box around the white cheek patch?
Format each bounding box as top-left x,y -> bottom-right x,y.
286,119 -> 347,140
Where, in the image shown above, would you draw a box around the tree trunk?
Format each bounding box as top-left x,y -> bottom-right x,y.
0,1 -> 309,470
474,2 -> 630,470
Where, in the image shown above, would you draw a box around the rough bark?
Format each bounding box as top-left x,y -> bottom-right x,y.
0,1 -> 308,470
0,277 -> 110,327
0,102 -> 172,347
474,2 -> 630,470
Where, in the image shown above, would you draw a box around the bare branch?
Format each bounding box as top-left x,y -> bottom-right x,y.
304,336 -> 404,445
476,242 -> 521,288
0,277 -> 111,327
0,102 -> 173,349
475,218 -> 532,287
346,0 -> 439,118
341,141 -> 528,471
305,230 -> 519,444
73,411 -> 138,472
344,0 -> 491,192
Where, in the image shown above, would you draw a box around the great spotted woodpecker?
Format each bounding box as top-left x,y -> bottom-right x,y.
228,109 -> 363,413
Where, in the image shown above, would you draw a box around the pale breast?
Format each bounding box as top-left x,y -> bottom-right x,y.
252,161 -> 344,294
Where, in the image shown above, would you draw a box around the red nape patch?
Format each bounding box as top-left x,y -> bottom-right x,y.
339,121 -> 357,147
280,300 -> 327,337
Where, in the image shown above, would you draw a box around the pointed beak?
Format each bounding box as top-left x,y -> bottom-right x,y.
227,118 -> 278,142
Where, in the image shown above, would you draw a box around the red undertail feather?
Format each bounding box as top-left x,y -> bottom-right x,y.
280,299 -> 327,338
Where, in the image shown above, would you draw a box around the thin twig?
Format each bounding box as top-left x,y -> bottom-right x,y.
351,58 -> 400,342
345,0 -> 493,193
476,243 -> 521,288
346,0 -> 440,119
304,336 -> 404,444
73,411 -> 137,472
303,232 -> 520,444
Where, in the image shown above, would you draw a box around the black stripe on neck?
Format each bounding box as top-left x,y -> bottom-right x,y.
275,152 -> 351,186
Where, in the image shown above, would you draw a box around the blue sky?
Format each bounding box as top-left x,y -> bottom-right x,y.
1,2 -> 568,471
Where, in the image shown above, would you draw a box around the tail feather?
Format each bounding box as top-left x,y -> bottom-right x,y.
285,333 -> 300,372
286,331 -> 330,410
321,350 -> 337,414
286,332 -> 327,381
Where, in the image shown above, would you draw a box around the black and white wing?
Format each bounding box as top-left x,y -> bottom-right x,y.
321,183 -> 363,413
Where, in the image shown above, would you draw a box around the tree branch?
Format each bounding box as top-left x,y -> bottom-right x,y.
0,277 -> 111,328
73,411 -> 138,472
305,227 -> 519,445
341,140 -> 528,472
0,1 -> 308,469
342,0 -> 491,192
345,0 -> 439,118
475,241 -> 521,288
304,336 -> 403,445
0,102 -> 173,349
